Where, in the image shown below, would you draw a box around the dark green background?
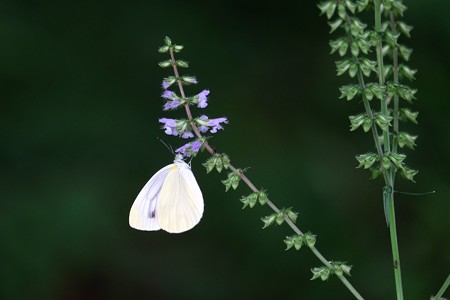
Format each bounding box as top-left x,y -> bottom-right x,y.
1,0 -> 449,299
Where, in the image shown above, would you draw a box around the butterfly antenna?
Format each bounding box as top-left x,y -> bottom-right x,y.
157,137 -> 175,155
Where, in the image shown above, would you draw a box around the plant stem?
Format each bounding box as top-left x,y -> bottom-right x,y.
434,274 -> 450,300
374,1 -> 404,299
168,47 -> 365,300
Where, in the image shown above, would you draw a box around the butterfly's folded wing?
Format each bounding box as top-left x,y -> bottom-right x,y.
129,164 -> 173,231
157,163 -> 204,234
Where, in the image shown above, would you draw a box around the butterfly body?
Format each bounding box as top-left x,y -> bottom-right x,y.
129,154 -> 204,233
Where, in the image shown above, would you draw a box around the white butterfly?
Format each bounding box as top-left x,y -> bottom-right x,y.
129,154 -> 204,234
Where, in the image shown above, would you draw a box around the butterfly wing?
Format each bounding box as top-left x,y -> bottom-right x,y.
129,164 -> 174,231
157,162 -> 204,234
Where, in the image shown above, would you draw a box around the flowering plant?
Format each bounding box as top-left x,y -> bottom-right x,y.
150,0 -> 450,297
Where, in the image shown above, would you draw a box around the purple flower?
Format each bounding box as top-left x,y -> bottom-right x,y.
197,90 -> 210,108
181,131 -> 194,139
191,140 -> 202,152
163,99 -> 181,111
162,77 -> 176,90
175,140 -> 203,157
196,115 -> 209,133
162,90 -> 173,99
159,118 -> 178,136
208,117 -> 228,133
175,143 -> 191,156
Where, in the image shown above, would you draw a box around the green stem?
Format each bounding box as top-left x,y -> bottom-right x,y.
168,47 -> 365,300
433,274 -> 450,300
374,2 -> 404,300
387,190 -> 403,300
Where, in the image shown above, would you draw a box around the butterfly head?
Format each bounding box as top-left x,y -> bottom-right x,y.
174,153 -> 185,163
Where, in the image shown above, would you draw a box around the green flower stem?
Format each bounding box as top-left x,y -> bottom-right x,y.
168,47 -> 365,300
374,2 -> 404,300
433,274 -> 450,300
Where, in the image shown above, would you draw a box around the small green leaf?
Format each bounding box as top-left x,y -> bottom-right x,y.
359,58 -> 377,77
328,19 -> 344,33
349,17 -> 367,36
384,31 -> 400,48
356,37 -> 370,54
275,212 -> 285,225
176,60 -> 189,68
240,192 -> 258,209
349,62 -> 358,77
396,84 -> 417,102
398,45 -> 412,61
181,76 -> 198,85
356,153 -> 378,169
356,0 -> 368,12
258,190 -> 268,205
158,60 -> 172,68
381,156 -> 391,170
400,166 -> 418,182
399,64 -> 417,81
370,166 -> 383,179
400,108 -> 418,124
345,0 -> 356,13
339,84 -> 360,101
398,21 -> 413,38
349,114 -> 370,131
173,44 -> 184,52
203,157 -> 216,173
318,1 -> 337,19
375,114 -> 393,131
158,45 -> 170,53
311,267 -> 330,281
365,83 -> 385,100
392,1 -> 407,16
164,36 -> 172,46
304,232 -> 317,248
221,154 -> 231,169
388,152 -> 407,169
332,262 -> 352,276
362,117 -> 373,132
336,59 -> 352,76
221,172 -> 241,192
261,214 -> 277,229
351,41 -> 359,57
397,132 -> 418,149
284,208 -> 298,223
337,3 -> 346,19
330,38 -> 348,56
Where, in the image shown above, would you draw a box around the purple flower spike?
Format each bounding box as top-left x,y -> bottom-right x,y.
208,117 -> 228,133
159,118 -> 178,136
197,90 -> 210,108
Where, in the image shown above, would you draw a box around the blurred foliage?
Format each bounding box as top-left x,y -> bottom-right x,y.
0,0 -> 449,299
